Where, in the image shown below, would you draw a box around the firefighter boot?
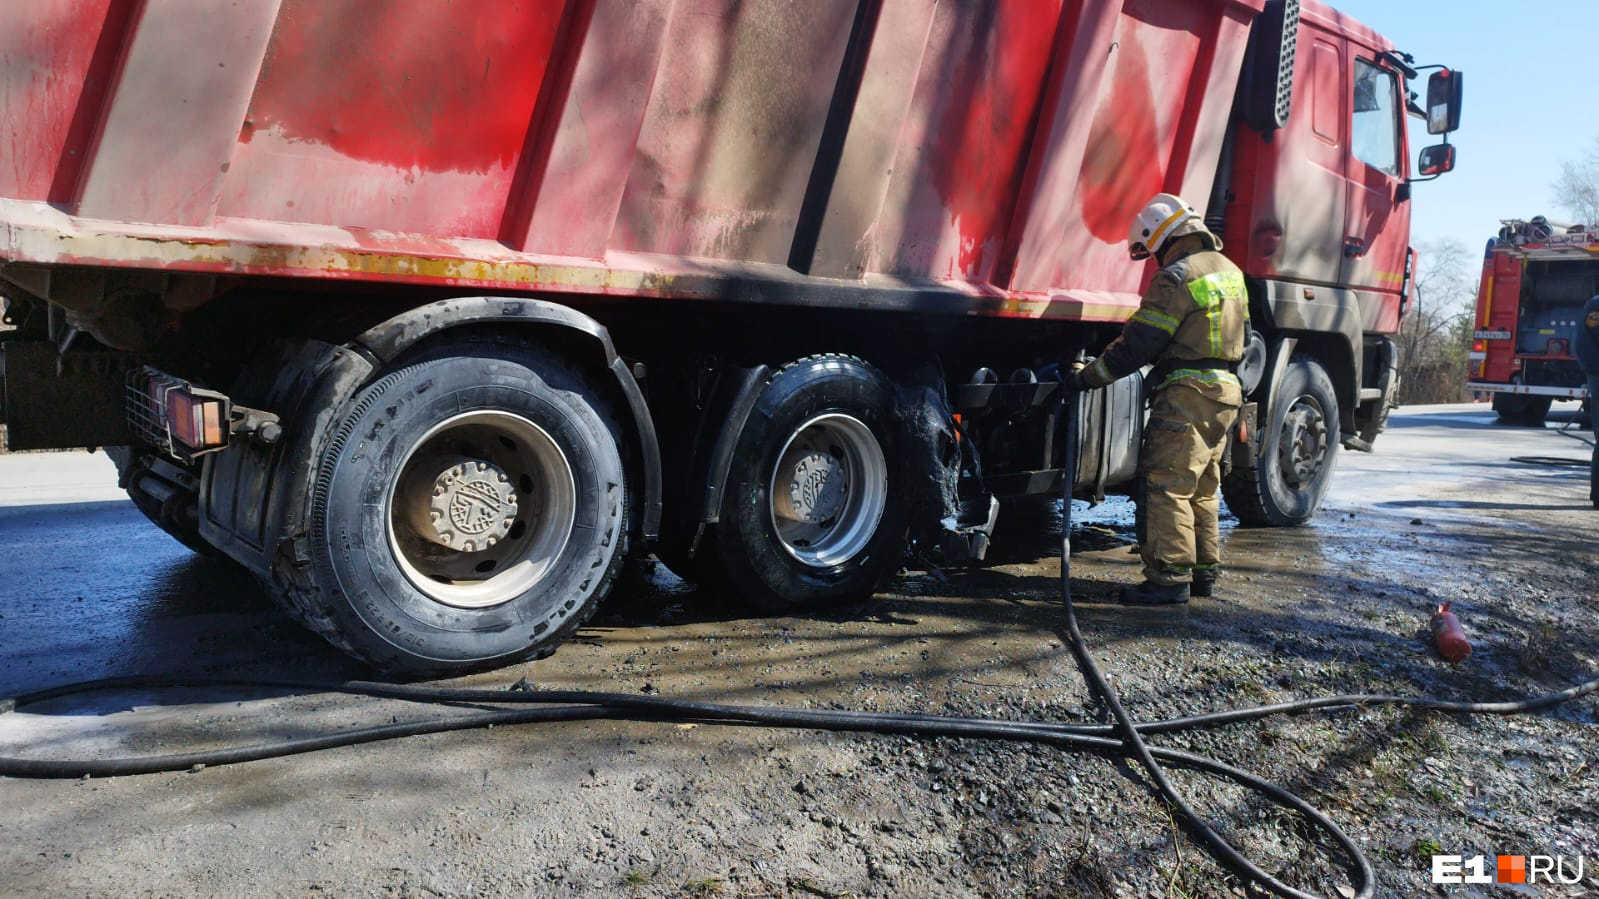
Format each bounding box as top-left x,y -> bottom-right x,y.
1117,580 -> 1190,606
1190,566 -> 1217,598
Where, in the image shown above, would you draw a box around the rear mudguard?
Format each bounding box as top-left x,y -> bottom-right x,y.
199,297 -> 662,573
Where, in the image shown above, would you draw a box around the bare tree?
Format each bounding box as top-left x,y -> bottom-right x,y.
1551,134 -> 1599,226
1397,238 -> 1476,405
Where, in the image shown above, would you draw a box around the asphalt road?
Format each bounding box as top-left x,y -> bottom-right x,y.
0,451 -> 356,696
0,402 -> 1593,897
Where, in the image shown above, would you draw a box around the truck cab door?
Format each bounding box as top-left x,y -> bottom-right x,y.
1341,56 -> 1411,311
1254,30 -> 1349,287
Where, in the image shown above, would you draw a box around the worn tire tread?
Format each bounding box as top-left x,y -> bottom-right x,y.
260,351 -> 628,675
701,352 -> 907,613
1221,354 -> 1336,527
1220,461 -> 1273,526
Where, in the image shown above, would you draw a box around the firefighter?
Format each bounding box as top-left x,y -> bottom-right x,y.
1066,194 -> 1247,604
1578,292 -> 1599,508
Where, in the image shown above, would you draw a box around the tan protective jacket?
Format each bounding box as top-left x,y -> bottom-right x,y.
1082,227 -> 1248,402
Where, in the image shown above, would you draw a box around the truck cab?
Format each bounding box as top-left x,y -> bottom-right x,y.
1217,1 -> 1459,519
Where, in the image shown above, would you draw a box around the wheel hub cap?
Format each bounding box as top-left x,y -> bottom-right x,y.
776,451 -> 848,525
387,410 -> 576,610
767,413 -> 887,569
419,459 -> 518,552
1278,403 -> 1326,486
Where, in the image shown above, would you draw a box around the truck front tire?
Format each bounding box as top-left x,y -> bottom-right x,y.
276,344 -> 628,675
1223,354 -> 1339,526
702,356 -> 910,613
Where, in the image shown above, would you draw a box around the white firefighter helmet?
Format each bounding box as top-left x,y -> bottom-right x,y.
1127,193 -> 1201,261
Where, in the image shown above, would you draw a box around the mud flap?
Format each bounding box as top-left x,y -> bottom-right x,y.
198,340 -> 375,574
1353,336 -> 1398,448
1228,402 -> 1260,475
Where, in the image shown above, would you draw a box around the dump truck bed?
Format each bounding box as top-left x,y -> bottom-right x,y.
1,0 -> 1273,322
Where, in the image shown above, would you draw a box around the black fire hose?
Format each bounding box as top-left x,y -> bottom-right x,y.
1053,390 -> 1372,899
1509,456 -> 1590,467
5,399 -> 1599,896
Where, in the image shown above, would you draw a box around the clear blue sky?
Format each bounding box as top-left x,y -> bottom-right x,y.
1329,1 -> 1595,253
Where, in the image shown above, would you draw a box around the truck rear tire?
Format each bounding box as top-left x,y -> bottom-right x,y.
1223,354 -> 1339,526
276,344 -> 628,675
702,356 -> 910,613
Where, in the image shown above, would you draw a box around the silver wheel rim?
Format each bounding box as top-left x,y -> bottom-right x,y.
1277,395 -> 1328,487
386,410 -> 576,609
767,413 -> 887,568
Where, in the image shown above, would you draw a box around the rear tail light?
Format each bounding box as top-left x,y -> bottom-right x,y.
127,367 -> 234,460
167,389 -> 227,452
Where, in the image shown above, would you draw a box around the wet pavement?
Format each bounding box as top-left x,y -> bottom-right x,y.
0,455 -> 351,700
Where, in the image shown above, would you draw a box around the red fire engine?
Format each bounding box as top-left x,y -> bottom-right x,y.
1468,219 -> 1597,424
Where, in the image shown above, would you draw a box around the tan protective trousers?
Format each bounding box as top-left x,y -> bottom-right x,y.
1139,382 -> 1240,585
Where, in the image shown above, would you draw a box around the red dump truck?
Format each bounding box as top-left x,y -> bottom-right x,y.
1468,220 -> 1596,425
0,1 -> 1459,674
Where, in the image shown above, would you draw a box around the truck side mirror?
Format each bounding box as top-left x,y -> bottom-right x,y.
1426,69 -> 1462,134
1418,143 -> 1456,177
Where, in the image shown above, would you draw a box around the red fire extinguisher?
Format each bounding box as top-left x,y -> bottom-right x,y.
1430,602 -> 1472,663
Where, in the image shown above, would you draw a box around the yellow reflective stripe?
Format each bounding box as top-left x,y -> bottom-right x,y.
1158,369 -> 1240,389
1186,271 -> 1245,358
1186,271 -> 1245,308
1129,307 -> 1181,335
1146,209 -> 1189,253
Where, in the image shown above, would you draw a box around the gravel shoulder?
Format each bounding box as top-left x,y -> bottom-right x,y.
0,404 -> 1595,898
